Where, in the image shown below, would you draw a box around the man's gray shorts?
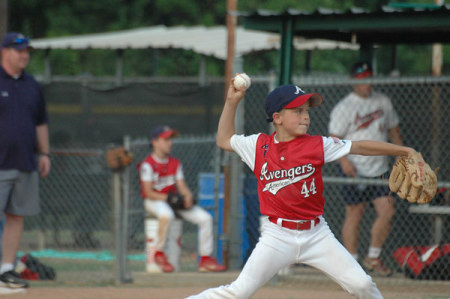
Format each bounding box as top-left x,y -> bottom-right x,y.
0,170 -> 40,216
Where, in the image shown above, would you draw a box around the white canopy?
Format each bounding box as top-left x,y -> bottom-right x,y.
30,25 -> 358,60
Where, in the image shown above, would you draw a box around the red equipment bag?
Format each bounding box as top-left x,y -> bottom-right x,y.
393,244 -> 450,280
19,254 -> 56,281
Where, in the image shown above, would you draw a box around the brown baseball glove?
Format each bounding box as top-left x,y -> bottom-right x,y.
106,146 -> 133,171
389,152 -> 438,204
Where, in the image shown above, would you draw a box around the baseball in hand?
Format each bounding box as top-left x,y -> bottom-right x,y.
233,73 -> 251,91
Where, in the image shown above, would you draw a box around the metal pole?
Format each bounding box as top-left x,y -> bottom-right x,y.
431,43 -> 442,169
116,49 -> 124,87
431,0 -> 443,245
121,135 -> 133,283
44,49 -> 52,84
305,50 -> 312,74
213,145 -> 222,258
359,43 -> 374,67
199,55 -> 207,87
269,71 -> 277,134
228,55 -> 244,269
222,0 -> 237,269
224,0 -> 237,98
112,172 -> 122,285
278,17 -> 294,85
81,74 -> 91,141
431,0 -> 443,168
390,45 -> 397,74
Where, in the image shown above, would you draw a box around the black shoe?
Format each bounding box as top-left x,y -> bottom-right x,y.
0,271 -> 29,288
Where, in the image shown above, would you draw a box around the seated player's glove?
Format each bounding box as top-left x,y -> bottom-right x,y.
106,146 -> 133,171
167,191 -> 186,210
389,152 -> 438,204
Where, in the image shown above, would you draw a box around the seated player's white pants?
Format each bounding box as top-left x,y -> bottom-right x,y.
144,199 -> 214,256
185,216 -> 383,299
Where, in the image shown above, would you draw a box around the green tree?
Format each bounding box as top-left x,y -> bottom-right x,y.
7,0 -> 449,77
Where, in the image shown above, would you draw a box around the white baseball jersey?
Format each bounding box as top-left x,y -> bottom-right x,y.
329,91 -> 399,177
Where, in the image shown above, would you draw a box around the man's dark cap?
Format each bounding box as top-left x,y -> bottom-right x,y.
350,61 -> 373,79
1,32 -> 32,50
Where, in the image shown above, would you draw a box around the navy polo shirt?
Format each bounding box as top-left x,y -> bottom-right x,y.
0,65 -> 48,171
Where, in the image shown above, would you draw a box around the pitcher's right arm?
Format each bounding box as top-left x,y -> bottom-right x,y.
216,76 -> 247,151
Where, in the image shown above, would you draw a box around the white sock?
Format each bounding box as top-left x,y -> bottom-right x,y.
368,247 -> 382,259
0,263 -> 14,274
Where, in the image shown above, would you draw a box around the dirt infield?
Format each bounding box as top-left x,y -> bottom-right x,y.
12,284 -> 450,299
7,270 -> 450,299
3,286 -> 350,299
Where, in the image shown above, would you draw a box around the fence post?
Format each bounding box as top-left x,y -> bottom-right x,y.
227,55 -> 245,269
214,145 -> 223,258
120,135 -> 133,283
112,136 -> 133,284
112,171 -> 122,284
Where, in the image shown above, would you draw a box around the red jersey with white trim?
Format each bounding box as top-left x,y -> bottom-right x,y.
255,133 -> 324,219
230,132 -> 352,220
137,154 -> 182,198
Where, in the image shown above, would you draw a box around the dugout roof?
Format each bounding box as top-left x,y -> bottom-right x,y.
242,4 -> 450,84
30,25 -> 358,60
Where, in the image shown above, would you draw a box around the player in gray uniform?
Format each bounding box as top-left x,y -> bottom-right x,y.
329,61 -> 404,276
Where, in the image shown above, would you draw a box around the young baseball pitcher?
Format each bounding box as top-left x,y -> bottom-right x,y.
186,78 -> 419,299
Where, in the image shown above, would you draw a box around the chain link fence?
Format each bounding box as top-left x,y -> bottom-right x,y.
42,78 -> 225,145
18,75 -> 449,286
22,147 -> 115,284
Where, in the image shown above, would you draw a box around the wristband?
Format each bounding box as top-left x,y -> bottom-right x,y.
40,153 -> 51,157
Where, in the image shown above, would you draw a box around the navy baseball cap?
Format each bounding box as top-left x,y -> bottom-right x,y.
265,85 -> 323,122
1,32 -> 31,50
350,61 -> 373,79
150,125 -> 178,140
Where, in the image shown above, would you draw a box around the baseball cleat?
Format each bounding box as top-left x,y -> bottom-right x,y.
146,263 -> 162,273
154,251 -> 174,273
198,256 -> 226,272
363,257 -> 392,277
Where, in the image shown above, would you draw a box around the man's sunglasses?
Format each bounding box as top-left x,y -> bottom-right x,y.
12,37 -> 29,45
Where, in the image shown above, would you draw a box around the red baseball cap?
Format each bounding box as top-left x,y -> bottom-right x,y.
150,126 -> 178,140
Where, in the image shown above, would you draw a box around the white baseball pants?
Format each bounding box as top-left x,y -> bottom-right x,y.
144,199 -> 214,256
185,216 -> 383,299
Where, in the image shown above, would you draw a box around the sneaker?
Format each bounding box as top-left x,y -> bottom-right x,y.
0,270 -> 29,288
154,251 -> 174,273
0,286 -> 26,294
363,257 -> 392,277
198,256 -> 226,272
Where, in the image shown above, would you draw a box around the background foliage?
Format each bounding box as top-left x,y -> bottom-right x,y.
7,0 -> 450,77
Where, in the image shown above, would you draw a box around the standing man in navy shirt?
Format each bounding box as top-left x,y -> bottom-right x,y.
0,32 -> 51,291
